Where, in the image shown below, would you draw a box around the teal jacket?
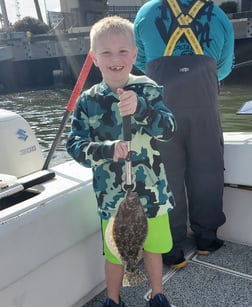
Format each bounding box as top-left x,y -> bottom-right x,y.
66,74 -> 177,220
134,0 -> 234,81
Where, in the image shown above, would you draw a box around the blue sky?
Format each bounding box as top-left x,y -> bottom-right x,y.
5,0 -> 60,24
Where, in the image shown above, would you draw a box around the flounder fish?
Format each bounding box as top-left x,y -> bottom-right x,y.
105,190 -> 148,287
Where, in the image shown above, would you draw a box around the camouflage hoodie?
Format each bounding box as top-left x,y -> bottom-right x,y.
66,74 -> 177,219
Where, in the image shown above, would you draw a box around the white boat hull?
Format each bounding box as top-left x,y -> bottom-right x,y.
0,161 -> 105,307
220,187 -> 252,246
219,132 -> 252,246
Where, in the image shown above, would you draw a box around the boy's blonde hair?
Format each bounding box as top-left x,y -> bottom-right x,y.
90,16 -> 136,52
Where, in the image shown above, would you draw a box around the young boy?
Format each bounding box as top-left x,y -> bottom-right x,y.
66,16 -> 177,307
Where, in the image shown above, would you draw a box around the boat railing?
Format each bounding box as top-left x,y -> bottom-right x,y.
229,11 -> 252,20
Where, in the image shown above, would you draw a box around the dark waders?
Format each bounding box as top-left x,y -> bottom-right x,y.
146,54 -> 226,244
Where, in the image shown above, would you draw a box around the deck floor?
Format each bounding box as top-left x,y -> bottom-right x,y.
83,239 -> 252,307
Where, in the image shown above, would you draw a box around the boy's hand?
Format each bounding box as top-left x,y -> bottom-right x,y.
117,88 -> 137,117
113,141 -> 128,162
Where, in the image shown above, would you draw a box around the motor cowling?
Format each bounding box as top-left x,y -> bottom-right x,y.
0,109 -> 44,178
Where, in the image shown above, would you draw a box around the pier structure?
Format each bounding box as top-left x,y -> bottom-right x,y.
0,29 -> 93,92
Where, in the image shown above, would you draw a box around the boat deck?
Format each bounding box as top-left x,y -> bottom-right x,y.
83,238 -> 252,307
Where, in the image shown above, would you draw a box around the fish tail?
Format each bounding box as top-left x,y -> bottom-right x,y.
122,268 -> 147,287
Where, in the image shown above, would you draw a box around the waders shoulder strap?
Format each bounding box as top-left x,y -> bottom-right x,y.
164,0 -> 210,56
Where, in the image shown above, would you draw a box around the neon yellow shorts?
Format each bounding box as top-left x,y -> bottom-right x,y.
101,213 -> 173,264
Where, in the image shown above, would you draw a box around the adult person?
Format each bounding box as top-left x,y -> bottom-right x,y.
134,0 -> 234,268
66,16 -> 177,307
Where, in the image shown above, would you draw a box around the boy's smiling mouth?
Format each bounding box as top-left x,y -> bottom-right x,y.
110,66 -> 124,71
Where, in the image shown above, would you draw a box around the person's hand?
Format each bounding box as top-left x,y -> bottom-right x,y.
117,88 -> 137,116
113,141 -> 128,162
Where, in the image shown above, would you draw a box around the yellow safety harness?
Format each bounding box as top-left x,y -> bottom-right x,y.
164,0 -> 209,56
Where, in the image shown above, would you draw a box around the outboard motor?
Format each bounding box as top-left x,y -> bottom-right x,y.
0,109 -> 44,178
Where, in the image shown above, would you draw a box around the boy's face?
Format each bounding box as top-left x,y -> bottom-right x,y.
91,31 -> 137,91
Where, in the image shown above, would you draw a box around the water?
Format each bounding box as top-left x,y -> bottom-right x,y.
0,88 -> 72,166
218,84 -> 252,132
0,84 -> 252,166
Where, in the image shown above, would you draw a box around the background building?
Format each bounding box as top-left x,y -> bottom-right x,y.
58,0 -> 147,26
